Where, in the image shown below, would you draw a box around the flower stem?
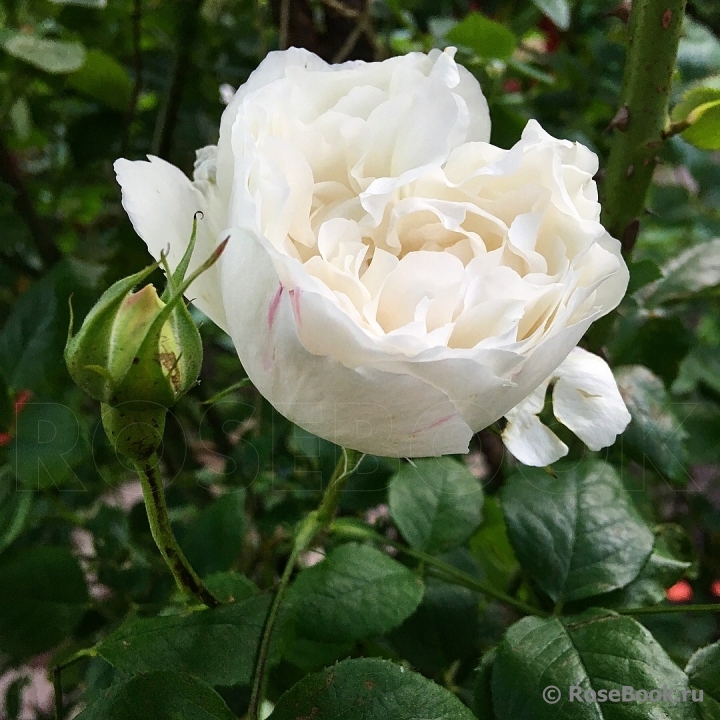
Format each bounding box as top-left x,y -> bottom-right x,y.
247,448 -> 364,719
133,453 -> 219,608
619,603 -> 719,616
601,0 -> 686,254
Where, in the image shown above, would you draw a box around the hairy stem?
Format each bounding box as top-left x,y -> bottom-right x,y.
601,0 -> 686,254
247,448 -> 364,719
134,453 -> 219,607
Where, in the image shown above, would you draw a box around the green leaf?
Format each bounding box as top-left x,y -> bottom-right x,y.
446,12 -> 517,59
0,278 -> 59,391
682,100 -> 720,150
608,313 -> 692,386
0,466 -> 32,553
492,609 -> 697,719
594,524 -> 693,609
10,401 -> 86,490
638,237 -> 720,307
66,49 -> 133,111
469,496 -> 519,591
388,577 -> 480,674
286,543 -> 423,643
531,0 -> 570,30
388,457 -> 483,553
615,365 -> 690,483
474,648 -> 497,720
687,641 -> 720,715
0,547 -> 88,660
203,571 -> 257,604
501,461 -> 654,603
627,258 -> 663,295
179,491 -> 246,577
1,31 -> 86,74
97,594 -> 288,687
681,399 -> 720,464
283,634 -> 354,674
269,657 -> 476,720
75,671 -> 237,720
674,345 -> 720,396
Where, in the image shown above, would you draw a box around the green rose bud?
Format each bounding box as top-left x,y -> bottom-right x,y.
65,215 -> 227,460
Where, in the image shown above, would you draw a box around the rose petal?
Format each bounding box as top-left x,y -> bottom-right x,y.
552,347 -> 631,451
113,155 -> 227,331
501,348 -> 631,465
222,227 -> 475,457
502,381 -> 569,466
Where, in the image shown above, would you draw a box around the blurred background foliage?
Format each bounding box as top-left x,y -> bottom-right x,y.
1,0 -> 720,717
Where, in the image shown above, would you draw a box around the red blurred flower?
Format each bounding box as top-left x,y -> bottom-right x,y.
0,389 -> 32,447
666,580 -> 693,603
538,16 -> 561,53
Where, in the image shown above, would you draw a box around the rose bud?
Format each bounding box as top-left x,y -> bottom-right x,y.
65,217 -> 226,459
115,48 -> 631,462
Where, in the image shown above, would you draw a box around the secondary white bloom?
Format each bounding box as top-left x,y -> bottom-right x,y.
115,47 -> 630,460
502,347 -> 631,466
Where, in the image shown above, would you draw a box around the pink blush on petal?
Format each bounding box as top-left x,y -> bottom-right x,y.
267,283 -> 283,330
288,287 -> 302,325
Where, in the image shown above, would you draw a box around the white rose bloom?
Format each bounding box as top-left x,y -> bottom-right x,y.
115,47 -> 630,462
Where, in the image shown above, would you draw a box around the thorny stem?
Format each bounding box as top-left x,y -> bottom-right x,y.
601,0 -> 687,255
247,448 -> 364,720
134,452 -> 219,607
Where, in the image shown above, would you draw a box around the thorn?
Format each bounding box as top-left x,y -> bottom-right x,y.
662,8 -> 672,29
607,0 -> 631,23
608,105 -> 630,132
621,219 -> 640,255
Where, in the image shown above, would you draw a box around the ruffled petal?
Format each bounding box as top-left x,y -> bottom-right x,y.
114,155 -> 228,331
221,226 -> 475,457
552,347 -> 631,451
502,382 -> 569,466
501,348 -> 630,465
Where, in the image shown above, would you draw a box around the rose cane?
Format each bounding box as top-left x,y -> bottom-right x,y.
65,215 -> 226,607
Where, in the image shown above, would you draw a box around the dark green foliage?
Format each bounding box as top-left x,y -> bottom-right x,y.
286,543 -> 424,642
501,461 -> 655,603
269,657 -> 476,719
75,671 -> 237,719
0,547 -> 88,661
491,610 -> 698,719
97,594 -> 290,686
2,0 -> 720,717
